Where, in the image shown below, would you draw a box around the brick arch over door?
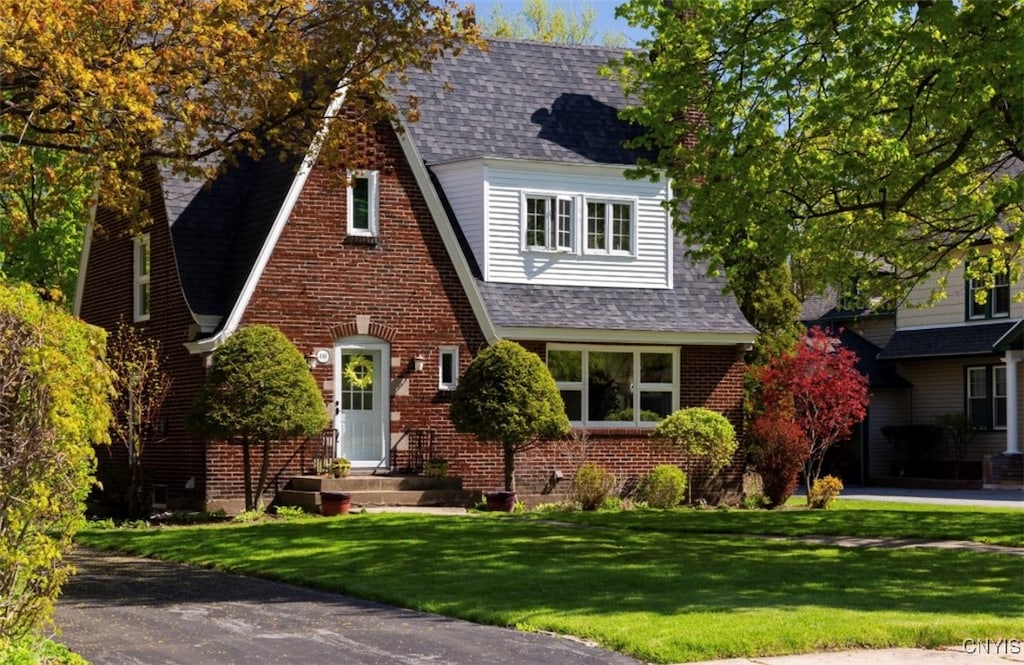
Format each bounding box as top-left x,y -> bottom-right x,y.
329,319 -> 398,343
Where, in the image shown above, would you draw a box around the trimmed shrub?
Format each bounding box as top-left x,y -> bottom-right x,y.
652,407 -> 737,474
640,464 -> 687,509
748,415 -> 811,508
449,341 -> 570,492
808,475 -> 844,509
571,462 -> 616,510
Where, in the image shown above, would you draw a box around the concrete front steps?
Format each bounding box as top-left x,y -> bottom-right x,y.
274,474 -> 478,513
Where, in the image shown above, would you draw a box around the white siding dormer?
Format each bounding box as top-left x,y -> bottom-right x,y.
432,157 -> 671,289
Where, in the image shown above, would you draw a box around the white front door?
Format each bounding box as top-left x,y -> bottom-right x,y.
335,340 -> 389,468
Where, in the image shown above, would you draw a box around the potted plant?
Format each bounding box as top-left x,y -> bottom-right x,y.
329,457 -> 350,478
449,341 -> 569,511
320,491 -> 352,516
424,457 -> 448,478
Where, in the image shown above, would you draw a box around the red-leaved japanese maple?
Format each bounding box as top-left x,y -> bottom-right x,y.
755,327 -> 869,501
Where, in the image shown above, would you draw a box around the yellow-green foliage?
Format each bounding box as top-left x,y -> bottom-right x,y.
808,475 -> 844,509
640,464 -> 687,509
0,282 -> 113,644
651,407 -> 737,475
571,463 -> 616,511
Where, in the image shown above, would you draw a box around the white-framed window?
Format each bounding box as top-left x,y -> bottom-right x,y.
523,194 -> 574,252
585,199 -> 634,254
967,271 -> 1010,320
347,169 -> 380,237
546,344 -> 678,427
133,233 -> 151,322
439,346 -> 459,390
966,365 -> 1007,430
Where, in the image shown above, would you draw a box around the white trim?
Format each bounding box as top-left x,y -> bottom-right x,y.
438,345 -> 459,390
896,320 -> 1018,333
185,84 -> 350,355
346,169 -> 379,237
393,122 -> 500,344
1002,350 -> 1021,454
72,195 -> 99,317
499,326 -> 755,346
583,196 -> 637,257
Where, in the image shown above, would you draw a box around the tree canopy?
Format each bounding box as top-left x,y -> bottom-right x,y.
483,0 -> 625,46
1,0 -> 480,224
612,0 -> 1022,307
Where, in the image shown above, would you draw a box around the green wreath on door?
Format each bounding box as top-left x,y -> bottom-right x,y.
343,355 -> 375,389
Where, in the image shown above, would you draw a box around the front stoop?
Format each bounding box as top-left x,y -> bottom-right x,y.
983,453 -> 1024,490
274,474 -> 478,513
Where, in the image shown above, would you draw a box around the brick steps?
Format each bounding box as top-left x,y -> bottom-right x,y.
274,474 -> 477,513
984,453 -> 1023,489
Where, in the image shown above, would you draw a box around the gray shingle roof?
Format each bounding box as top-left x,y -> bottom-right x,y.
877,320 -> 1019,360
396,39 -> 648,165
477,238 -> 755,336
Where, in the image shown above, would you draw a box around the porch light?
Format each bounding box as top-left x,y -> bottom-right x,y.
413,353 -> 427,372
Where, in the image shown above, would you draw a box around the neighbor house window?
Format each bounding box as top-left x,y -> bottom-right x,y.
524,194 -> 574,252
439,346 -> 459,390
966,365 -> 1007,430
546,345 -> 677,427
133,233 -> 151,322
967,272 -> 1010,320
347,170 -> 379,237
585,200 -> 634,254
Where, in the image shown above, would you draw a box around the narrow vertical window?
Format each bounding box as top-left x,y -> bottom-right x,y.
610,202 -> 632,252
556,198 -> 574,250
586,201 -> 606,250
439,346 -> 459,390
133,233 -> 151,322
966,367 -> 989,429
347,170 -> 379,237
993,365 -> 1007,429
525,196 -> 548,248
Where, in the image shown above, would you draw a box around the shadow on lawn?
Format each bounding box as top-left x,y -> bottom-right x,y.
71,514 -> 1023,622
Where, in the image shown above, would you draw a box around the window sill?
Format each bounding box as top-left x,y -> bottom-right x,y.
345,235 -> 379,247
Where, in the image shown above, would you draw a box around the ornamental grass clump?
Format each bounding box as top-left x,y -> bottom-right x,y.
640,464 -> 687,509
571,463 -> 616,510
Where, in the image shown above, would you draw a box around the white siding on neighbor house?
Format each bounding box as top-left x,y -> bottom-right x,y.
894,358 -> 1013,461
435,158 -> 671,288
431,161 -> 487,272
867,387 -> 912,480
898,255 -> 1024,329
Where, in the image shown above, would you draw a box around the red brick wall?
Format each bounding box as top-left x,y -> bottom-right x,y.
79,166 -> 209,510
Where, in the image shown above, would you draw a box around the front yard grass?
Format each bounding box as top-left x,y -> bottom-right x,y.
76,503 -> 1024,663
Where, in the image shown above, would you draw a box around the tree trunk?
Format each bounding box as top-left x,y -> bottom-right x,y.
254,435 -> 272,509
242,438 -> 253,511
503,444 -> 515,492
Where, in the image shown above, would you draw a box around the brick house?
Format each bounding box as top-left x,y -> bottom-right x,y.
75,40 -> 756,513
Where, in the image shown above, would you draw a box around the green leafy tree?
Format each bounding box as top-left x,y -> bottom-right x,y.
484,0 -> 625,46
0,282 -> 113,645
612,0 -> 1022,307
186,325 -> 328,511
652,407 -> 737,502
106,319 -> 172,518
449,340 -> 570,492
729,258 -> 803,366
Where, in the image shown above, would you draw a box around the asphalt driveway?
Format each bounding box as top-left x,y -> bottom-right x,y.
55,548 -> 642,665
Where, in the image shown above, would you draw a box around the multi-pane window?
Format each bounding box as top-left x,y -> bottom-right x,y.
133,234 -> 151,322
967,272 -> 1010,320
547,345 -> 677,427
439,346 -> 459,390
966,365 -> 1008,430
586,200 -> 633,253
524,195 -> 574,251
347,170 -> 379,237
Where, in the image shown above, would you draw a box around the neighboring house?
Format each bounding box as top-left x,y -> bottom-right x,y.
75,40 -> 756,513
876,259 -> 1022,487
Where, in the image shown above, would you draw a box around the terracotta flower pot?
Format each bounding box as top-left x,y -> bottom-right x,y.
484,490 -> 516,512
321,491 -> 352,516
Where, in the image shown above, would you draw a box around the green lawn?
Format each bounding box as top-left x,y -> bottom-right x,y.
76,503 -> 1024,663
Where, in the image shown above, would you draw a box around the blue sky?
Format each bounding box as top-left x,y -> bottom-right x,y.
466,0 -> 649,46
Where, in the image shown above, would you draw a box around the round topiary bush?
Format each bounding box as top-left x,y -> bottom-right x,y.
640,464 -> 687,509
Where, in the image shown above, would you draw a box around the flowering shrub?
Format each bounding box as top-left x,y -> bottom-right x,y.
808,475 -> 844,509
